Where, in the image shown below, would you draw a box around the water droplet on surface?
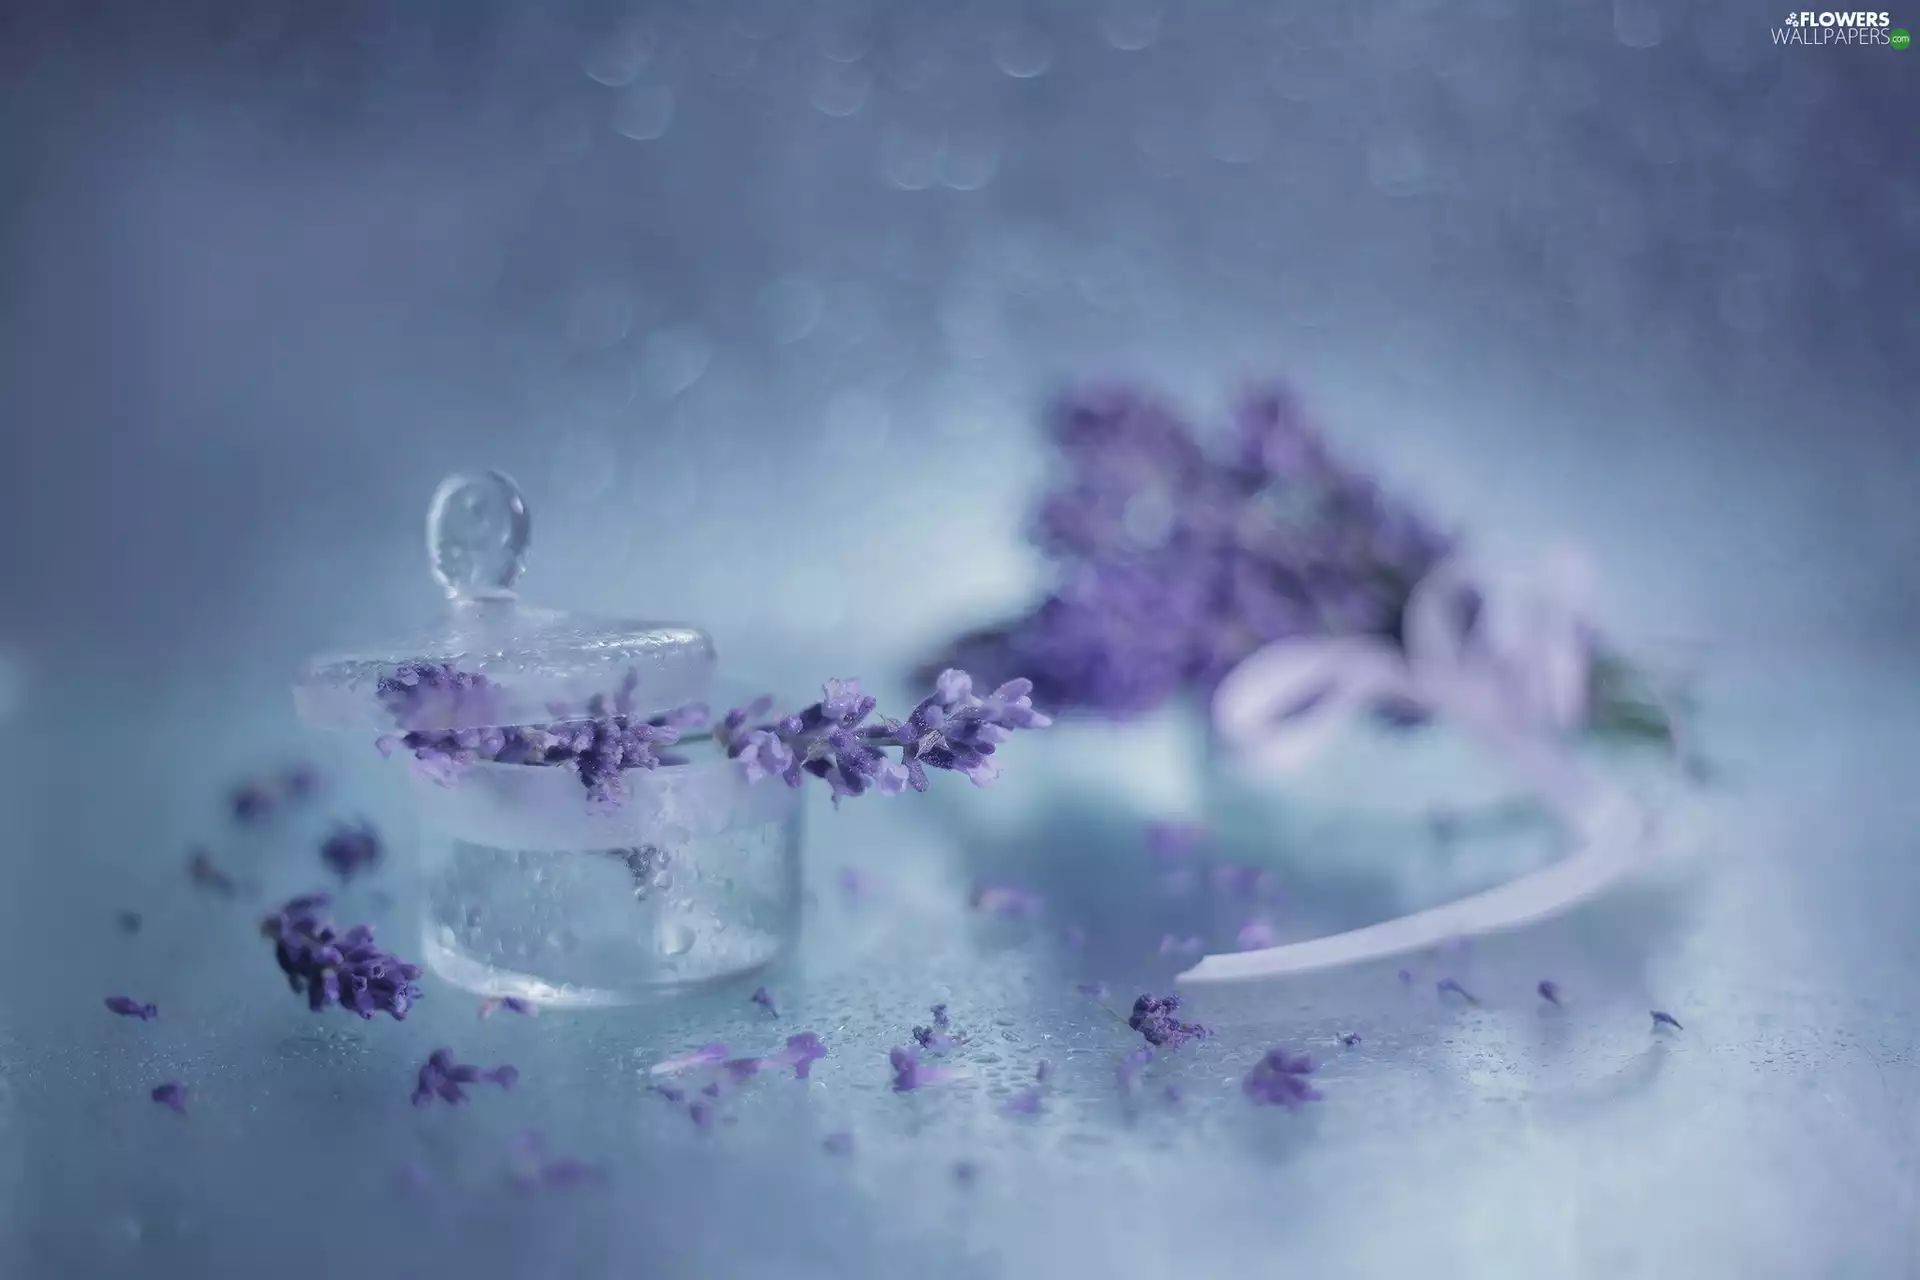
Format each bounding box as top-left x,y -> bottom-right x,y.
993,24 -> 1054,78
810,61 -> 873,117
659,921 -> 697,956
612,85 -> 676,141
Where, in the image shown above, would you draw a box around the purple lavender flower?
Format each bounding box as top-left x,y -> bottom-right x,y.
1651,1010 -> 1683,1031
1243,1048 -> 1322,1109
1397,968 -> 1415,985
115,910 -> 142,935
931,1003 -> 949,1027
150,1082 -> 188,1114
259,894 -> 423,1020
1538,980 -> 1563,1007
1437,978 -> 1479,1006
1339,1032 -> 1362,1048
187,850 -> 238,897
1003,1090 -> 1043,1116
1062,924 -> 1087,949
919,382 -> 1454,719
478,996 -> 539,1018
411,1049 -> 518,1107
912,1025 -> 960,1053
320,820 -> 383,881
749,986 -> 779,1017
971,884 -> 1044,920
105,996 -> 157,1021
823,1131 -> 854,1155
1117,1046 -> 1153,1090
718,671 -> 1050,804
1128,993 -> 1212,1048
889,1047 -> 956,1093
1236,919 -> 1280,951
765,1032 -> 828,1079
1145,821 -> 1205,863
231,780 -> 277,824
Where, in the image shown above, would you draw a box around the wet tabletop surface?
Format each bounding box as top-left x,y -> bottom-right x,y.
3,648 -> 1917,1280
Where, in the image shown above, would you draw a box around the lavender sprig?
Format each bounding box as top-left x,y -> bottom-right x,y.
259,893 -> 423,1020
1243,1048 -> 1322,1109
1127,993 -> 1212,1048
371,665 -> 1046,808
412,1048 -> 518,1106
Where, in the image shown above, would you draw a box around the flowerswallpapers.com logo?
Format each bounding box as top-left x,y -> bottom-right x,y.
1772,10 -> 1909,44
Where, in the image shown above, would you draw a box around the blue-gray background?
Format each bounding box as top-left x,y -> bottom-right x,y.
1,1 -> 1916,1277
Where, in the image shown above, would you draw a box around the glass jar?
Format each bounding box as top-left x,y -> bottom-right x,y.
293,470 -> 803,1005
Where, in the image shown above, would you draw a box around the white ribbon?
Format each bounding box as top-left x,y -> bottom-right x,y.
1182,549 -> 1658,986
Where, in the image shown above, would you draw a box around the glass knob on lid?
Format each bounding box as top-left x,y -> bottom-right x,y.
293,469 -> 716,734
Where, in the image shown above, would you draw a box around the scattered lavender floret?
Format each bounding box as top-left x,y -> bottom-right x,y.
750,986 -> 780,1017
231,780 -> 277,825
411,1049 -> 518,1107
1163,1084 -> 1183,1103
508,1135 -> 608,1191
649,1084 -> 687,1104
651,1043 -> 730,1076
823,1132 -> 854,1155
1003,1090 -> 1043,1116
1063,924 -> 1087,949
105,996 -> 156,1021
1117,1046 -> 1153,1090
1651,1010 -> 1683,1031
1237,919 -> 1280,951
972,884 -> 1044,920
913,1025 -> 960,1052
953,1161 -> 980,1187
115,910 -> 142,935
259,893 -> 423,1020
889,1047 -> 957,1093
1339,1032 -> 1362,1048
320,820 -> 383,880
188,850 -> 238,897
1243,1049 -> 1323,1109
1437,978 -> 1479,1006
1538,980 -> 1563,1007
150,1082 -> 187,1114
765,1032 -> 828,1079
479,996 -> 539,1018
931,1003 -> 949,1026
1397,968 -> 1415,985
1128,993 -> 1212,1048
1036,1060 -> 1054,1083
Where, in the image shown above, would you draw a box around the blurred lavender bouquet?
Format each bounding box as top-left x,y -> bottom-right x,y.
923,384 -> 1690,757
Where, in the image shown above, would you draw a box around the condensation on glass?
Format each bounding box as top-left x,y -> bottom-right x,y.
294,470 -> 802,1006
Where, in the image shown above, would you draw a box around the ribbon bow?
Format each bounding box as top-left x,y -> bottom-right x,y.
1186,550 -> 1655,986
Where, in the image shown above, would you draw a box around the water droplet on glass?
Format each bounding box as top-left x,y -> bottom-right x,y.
810,61 -> 873,117
428,471 -> 531,600
757,277 -> 825,343
881,127 -> 940,190
612,85 -> 676,141
639,324 -> 711,399
993,25 -> 1054,78
1101,0 -> 1163,50
659,921 -> 697,956
941,132 -> 1002,191
581,27 -> 655,86
1612,0 -> 1661,48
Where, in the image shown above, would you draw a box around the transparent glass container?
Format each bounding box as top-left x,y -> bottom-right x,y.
293,469 -> 803,1005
